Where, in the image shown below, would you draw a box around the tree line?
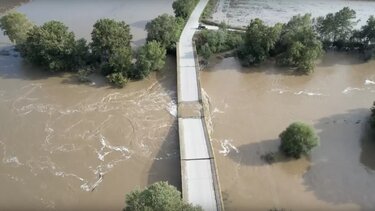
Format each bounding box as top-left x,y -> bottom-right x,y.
0,0 -> 198,87
197,7 -> 375,74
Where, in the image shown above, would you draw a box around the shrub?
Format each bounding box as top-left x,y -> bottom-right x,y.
133,41 -> 166,79
279,122 -> 319,158
107,72 -> 128,88
172,0 -> 199,20
124,181 -> 202,211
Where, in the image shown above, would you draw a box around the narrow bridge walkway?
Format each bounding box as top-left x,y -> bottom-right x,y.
177,0 -> 223,210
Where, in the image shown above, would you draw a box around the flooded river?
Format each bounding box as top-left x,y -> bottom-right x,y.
0,1 -> 178,210
211,0 -> 375,27
201,52 -> 375,210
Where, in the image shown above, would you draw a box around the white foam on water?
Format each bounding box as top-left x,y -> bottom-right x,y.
213,107 -> 224,114
365,79 -> 375,85
342,87 -> 364,94
3,156 -> 23,166
219,139 -> 239,156
166,100 -> 177,117
271,88 -> 323,96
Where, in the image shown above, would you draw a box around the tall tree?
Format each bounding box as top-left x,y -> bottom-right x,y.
133,41 -> 166,79
22,21 -> 79,72
0,12 -> 33,45
91,19 -> 133,76
276,14 -> 323,73
238,19 -> 282,66
145,14 -> 184,51
172,0 -> 199,20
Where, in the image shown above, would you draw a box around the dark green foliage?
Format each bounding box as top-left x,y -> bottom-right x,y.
276,14 -> 323,73
91,19 -> 133,76
238,19 -> 281,66
172,0 -> 199,20
133,41 -> 166,79
201,0 -> 218,20
124,182 -> 202,211
315,7 -> 357,49
0,12 -> 33,45
279,122 -> 319,158
145,14 -> 184,51
370,101 -> 375,129
196,29 -> 243,59
107,72 -> 128,88
22,21 -> 81,72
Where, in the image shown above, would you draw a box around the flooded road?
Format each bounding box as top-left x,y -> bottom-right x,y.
211,0 -> 375,27
0,1 -> 178,210
201,53 -> 375,210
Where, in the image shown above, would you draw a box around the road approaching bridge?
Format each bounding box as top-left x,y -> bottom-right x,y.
177,0 -> 224,210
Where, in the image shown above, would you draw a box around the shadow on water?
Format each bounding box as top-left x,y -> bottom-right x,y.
303,108 -> 375,210
228,138 -> 310,166
147,119 -> 182,191
317,51 -> 366,67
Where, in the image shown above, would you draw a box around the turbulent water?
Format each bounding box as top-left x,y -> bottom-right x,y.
201,52 -> 375,210
0,1 -> 178,210
211,0 -> 375,27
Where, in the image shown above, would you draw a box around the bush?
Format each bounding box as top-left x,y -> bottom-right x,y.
146,14 -> 184,51
0,12 -> 34,45
279,122 -> 319,158
172,0 -> 199,20
22,21 -> 80,72
133,41 -> 166,79
107,72 -> 128,88
124,182 -> 202,211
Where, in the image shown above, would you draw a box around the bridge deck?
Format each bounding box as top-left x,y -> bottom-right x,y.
177,0 -> 223,210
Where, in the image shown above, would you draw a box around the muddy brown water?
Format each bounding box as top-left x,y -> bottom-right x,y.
0,1 -> 178,210
201,52 -> 375,210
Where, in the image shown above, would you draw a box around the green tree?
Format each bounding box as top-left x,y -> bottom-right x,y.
91,19 -> 133,76
238,19 -> 281,66
276,14 -> 323,73
133,41 -> 166,79
107,72 -> 128,88
315,7 -> 357,48
200,43 -> 212,60
360,16 -> 375,46
145,14 -> 184,51
172,0 -> 199,20
22,21 -> 80,72
279,122 -> 319,158
124,181 -> 202,211
0,12 -> 34,45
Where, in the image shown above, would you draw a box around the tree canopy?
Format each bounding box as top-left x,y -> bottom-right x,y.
315,7 -> 357,48
0,12 -> 34,45
133,41 -> 166,79
276,14 -> 323,73
21,21 -> 83,72
145,14 -> 184,51
124,182 -> 202,211
279,122 -> 319,158
91,18 -> 133,77
172,0 -> 199,20
238,19 -> 281,66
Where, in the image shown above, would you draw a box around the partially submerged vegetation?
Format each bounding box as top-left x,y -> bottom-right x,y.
371,101 -> 375,129
124,182 -> 202,211
198,7 -> 375,74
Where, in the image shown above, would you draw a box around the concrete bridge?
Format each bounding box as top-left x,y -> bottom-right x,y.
177,0 -> 224,210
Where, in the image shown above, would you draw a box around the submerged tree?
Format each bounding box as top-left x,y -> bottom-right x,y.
279,122 -> 319,158
238,19 -> 282,66
133,41 -> 166,79
276,14 -> 323,73
370,101 -> 375,129
315,7 -> 357,49
172,0 -> 199,20
145,14 -> 184,51
22,21 -> 83,72
91,18 -> 133,76
0,12 -> 34,46
124,182 -> 202,211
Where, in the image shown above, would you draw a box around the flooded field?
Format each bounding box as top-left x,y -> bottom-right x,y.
211,0 -> 375,27
0,1 -> 178,210
201,53 -> 375,210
